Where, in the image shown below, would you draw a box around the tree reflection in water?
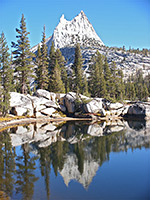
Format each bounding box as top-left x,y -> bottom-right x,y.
0,130 -> 16,198
15,143 -> 39,200
0,119 -> 150,199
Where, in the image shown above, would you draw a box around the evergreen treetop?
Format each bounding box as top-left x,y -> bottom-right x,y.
11,14 -> 35,94
0,32 -> 13,116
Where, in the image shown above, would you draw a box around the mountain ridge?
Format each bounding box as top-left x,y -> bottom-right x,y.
31,10 -> 104,53
31,11 -> 150,78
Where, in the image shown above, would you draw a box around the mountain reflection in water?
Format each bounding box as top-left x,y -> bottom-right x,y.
0,119 -> 150,200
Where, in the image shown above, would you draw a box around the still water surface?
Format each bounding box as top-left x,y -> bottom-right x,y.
0,119 -> 150,200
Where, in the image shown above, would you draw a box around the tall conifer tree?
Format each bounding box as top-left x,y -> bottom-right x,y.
88,51 -> 106,97
73,43 -> 84,94
0,32 -> 13,116
40,25 -> 49,90
11,14 -> 35,94
51,59 -> 65,93
103,57 -> 111,97
35,45 -> 42,89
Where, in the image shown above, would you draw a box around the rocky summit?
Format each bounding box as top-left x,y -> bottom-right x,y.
31,11 -> 150,78
31,10 -> 104,52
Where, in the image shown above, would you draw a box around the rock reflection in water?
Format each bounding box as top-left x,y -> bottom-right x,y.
0,119 -> 150,199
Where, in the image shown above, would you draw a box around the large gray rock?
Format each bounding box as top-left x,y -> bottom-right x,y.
11,106 -> 33,116
64,92 -> 91,114
127,103 -> 150,119
34,89 -> 57,102
41,107 -> 56,116
10,92 -> 32,108
45,101 -> 59,109
109,102 -> 124,110
64,92 -> 77,113
34,89 -> 51,100
10,92 -> 33,116
127,104 -> 145,115
83,98 -> 103,114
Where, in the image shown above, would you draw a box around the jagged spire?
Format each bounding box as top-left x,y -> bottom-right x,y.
60,14 -> 65,23
31,11 -> 104,52
52,10 -> 104,48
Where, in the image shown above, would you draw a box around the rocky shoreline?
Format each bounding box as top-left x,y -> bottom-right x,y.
0,89 -> 150,129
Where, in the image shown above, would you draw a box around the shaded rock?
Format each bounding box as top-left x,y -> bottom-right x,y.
45,101 -> 59,109
56,93 -> 66,104
60,105 -> 66,112
64,92 -> 90,114
64,92 -> 77,113
127,103 -> 150,119
34,89 -> 51,100
127,104 -> 145,115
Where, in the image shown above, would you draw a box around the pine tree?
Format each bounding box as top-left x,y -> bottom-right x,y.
88,51 -> 106,98
55,48 -> 68,93
103,57 -> 111,98
109,61 -> 117,99
125,76 -> 136,101
48,44 -> 68,92
48,42 -> 56,91
117,69 -> 125,101
35,45 -> 42,89
40,25 -> 49,90
11,14 -> 35,94
61,66 -> 69,93
51,59 -> 65,93
48,41 -> 55,73
96,51 -> 106,97
73,43 -> 84,94
142,83 -> 149,101
90,61 -> 101,97
0,32 -> 13,116
82,75 -> 89,96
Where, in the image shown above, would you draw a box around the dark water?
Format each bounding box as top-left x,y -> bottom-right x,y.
0,119 -> 150,200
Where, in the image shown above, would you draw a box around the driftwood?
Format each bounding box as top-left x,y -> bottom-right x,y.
0,117 -> 94,130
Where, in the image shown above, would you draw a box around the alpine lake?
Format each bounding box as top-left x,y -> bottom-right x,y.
0,119 -> 150,200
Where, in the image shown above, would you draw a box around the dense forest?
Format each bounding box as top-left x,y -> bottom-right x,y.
0,14 -> 150,116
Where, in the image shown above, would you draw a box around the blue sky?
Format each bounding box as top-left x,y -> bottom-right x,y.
0,0 -> 150,50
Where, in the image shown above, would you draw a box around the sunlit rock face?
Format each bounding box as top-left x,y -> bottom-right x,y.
31,11 -> 104,53
51,10 -> 104,49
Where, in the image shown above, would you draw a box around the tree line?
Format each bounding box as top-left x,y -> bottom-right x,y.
0,14 -> 150,116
